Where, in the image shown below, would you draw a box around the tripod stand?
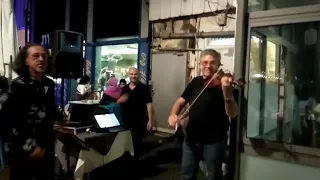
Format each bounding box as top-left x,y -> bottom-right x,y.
56,128 -> 88,179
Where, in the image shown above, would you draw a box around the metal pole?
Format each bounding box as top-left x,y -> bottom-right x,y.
65,0 -> 71,31
60,0 -> 71,110
63,0 -> 71,177
86,0 -> 94,42
233,0 -> 248,180
153,31 -> 235,39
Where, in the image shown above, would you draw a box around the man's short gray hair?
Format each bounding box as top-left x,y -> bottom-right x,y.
200,49 -> 221,62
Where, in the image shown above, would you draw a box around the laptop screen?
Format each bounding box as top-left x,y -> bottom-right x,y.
70,104 -> 95,126
94,113 -> 120,128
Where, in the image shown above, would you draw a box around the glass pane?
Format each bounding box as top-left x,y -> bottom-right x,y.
246,21 -> 320,148
246,35 -> 262,138
95,44 -> 138,97
247,35 -> 280,140
248,0 -> 320,12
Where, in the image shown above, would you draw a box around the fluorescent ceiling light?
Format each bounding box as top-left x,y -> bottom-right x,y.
127,44 -> 138,49
252,73 -> 263,78
207,38 -> 235,47
101,44 -> 138,55
251,36 -> 260,43
101,49 -> 138,55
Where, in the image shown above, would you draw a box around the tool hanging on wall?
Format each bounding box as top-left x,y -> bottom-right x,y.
25,0 -> 32,44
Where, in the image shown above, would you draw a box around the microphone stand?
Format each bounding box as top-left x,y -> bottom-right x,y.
59,78 -> 74,179
59,78 -> 72,178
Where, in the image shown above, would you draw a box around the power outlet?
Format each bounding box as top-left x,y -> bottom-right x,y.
216,13 -> 227,26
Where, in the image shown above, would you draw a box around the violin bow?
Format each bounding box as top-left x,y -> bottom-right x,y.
177,68 -> 224,122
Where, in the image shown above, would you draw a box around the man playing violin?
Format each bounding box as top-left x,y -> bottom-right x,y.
168,49 -> 238,180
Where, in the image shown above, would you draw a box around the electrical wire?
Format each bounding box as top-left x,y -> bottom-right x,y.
205,0 -> 235,31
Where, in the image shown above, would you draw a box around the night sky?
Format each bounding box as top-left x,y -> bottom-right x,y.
33,0 -> 140,43
93,0 -> 140,39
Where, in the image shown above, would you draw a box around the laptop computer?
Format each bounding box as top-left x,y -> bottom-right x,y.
94,113 -> 126,133
69,103 -> 96,126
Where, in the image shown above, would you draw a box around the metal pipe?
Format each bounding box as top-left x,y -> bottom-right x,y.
233,0 -> 248,180
86,0 -> 94,42
65,0 -> 70,30
153,31 -> 235,39
150,8 -> 236,23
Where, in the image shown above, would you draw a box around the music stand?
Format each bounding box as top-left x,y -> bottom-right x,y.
56,130 -> 89,178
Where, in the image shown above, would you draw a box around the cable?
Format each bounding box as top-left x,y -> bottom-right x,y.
205,0 -> 235,30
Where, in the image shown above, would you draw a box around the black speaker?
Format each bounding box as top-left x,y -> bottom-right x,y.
50,30 -> 84,79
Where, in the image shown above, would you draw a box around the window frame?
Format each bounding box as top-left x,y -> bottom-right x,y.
243,4 -> 320,167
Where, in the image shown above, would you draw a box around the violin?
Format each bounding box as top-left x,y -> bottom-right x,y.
204,68 -> 245,88
176,68 -> 245,128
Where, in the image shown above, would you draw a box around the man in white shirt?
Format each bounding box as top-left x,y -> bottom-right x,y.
76,75 -> 91,100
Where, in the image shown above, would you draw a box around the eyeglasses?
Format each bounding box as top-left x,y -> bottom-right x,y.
30,53 -> 48,61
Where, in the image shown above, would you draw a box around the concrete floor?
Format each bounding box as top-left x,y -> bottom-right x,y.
0,167 -> 9,180
0,134 -> 205,180
88,134 -> 204,180
139,135 -> 205,180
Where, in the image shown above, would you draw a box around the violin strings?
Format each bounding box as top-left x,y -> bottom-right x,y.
178,68 -> 223,121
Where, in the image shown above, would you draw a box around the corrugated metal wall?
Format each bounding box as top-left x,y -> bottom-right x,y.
149,0 -> 237,21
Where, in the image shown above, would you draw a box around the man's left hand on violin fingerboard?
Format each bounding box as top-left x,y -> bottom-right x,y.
221,75 -> 233,88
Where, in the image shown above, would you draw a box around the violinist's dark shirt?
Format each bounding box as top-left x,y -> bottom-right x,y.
181,76 -> 233,144
0,76 -> 59,159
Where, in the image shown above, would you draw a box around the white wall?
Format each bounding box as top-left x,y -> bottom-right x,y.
149,0 -> 237,21
240,153 -> 320,180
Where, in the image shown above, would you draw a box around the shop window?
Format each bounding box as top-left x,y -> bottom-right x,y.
247,34 -> 280,139
248,0 -> 320,12
94,44 -> 138,95
246,21 -> 320,148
